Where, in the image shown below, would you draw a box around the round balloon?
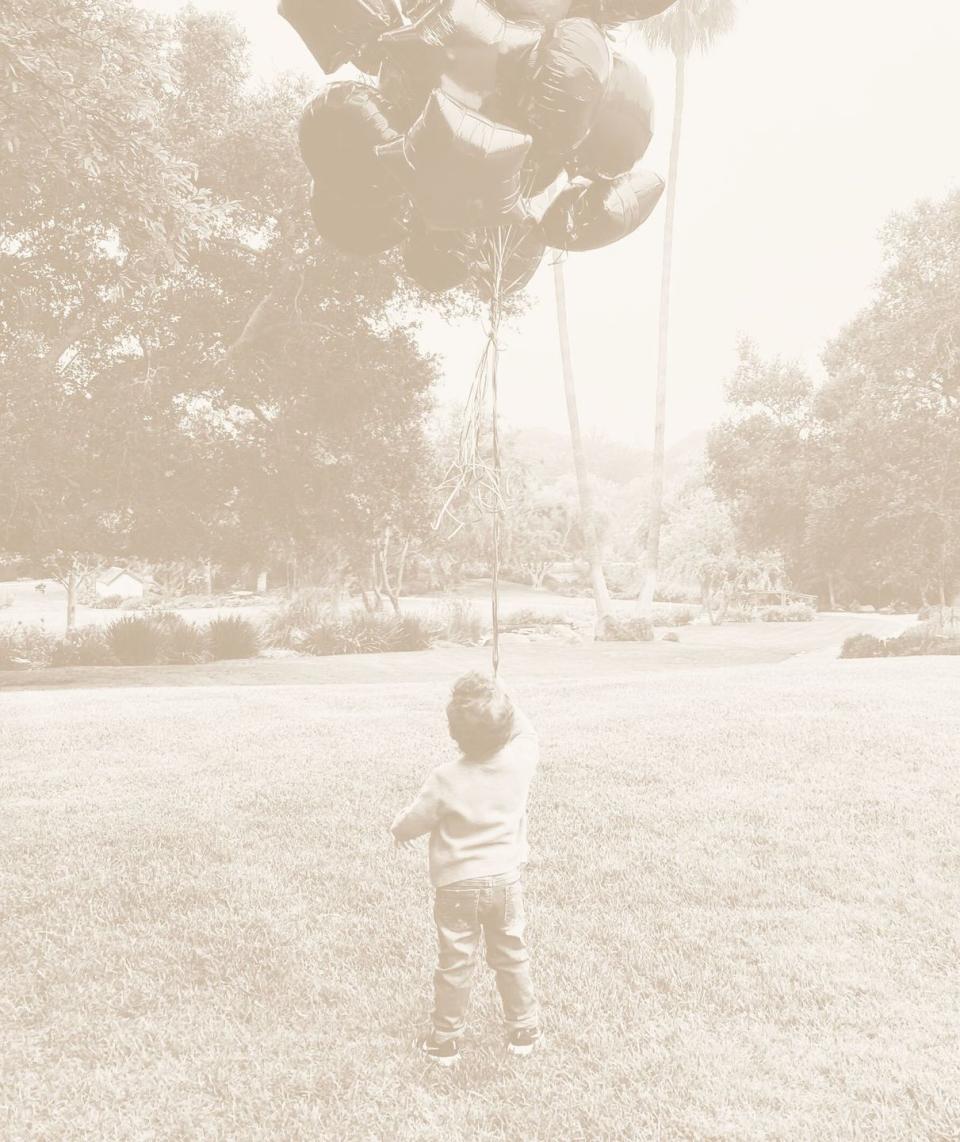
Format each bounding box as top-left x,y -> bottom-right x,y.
309,181 -> 411,255
541,167 -> 664,250
377,90 -> 534,231
279,0 -> 401,74
298,80 -> 400,186
518,17 -> 611,161
574,52 -> 654,178
403,222 -> 475,292
472,225 -> 547,296
378,0 -> 540,114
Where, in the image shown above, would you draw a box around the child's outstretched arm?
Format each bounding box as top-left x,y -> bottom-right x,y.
391,770 -> 443,844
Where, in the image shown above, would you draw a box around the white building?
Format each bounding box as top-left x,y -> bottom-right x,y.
95,567 -> 150,600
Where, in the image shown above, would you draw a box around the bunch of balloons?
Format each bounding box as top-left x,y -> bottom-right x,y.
285,0 -> 676,295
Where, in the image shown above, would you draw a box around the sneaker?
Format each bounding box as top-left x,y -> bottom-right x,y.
420,1034 -> 460,1066
507,1027 -> 543,1056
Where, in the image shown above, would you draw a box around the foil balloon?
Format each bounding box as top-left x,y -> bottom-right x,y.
501,228 -> 548,294
493,0 -> 573,23
298,80 -> 400,186
541,167 -> 665,250
574,52 -> 654,178
378,0 -> 540,113
472,226 -> 546,296
403,222 -> 475,292
309,182 -> 411,254
570,0 -> 677,23
377,58 -> 426,132
279,0 -> 401,74
518,18 -> 611,160
377,90 -> 533,230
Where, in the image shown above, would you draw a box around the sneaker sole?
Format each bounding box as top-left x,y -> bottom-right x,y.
507,1035 -> 544,1056
422,1051 -> 459,1067
420,1043 -> 460,1067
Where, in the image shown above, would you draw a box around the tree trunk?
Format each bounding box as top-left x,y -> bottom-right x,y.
638,50 -> 686,615
66,565 -> 77,631
827,572 -> 837,611
256,570 -> 268,595
553,260 -> 613,637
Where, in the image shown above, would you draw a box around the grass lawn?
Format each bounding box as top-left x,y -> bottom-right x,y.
2,651 -> 958,1139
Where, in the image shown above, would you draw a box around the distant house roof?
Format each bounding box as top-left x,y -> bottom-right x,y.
98,567 -> 146,586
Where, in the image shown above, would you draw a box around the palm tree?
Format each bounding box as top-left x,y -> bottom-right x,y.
637,0 -> 738,613
553,259 -> 614,636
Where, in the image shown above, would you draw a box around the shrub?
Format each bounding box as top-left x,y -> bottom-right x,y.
650,605 -> 699,627
598,616 -> 654,642
152,613 -> 209,664
91,594 -> 126,610
105,616 -> 163,665
760,604 -> 816,623
840,633 -> 884,659
119,596 -> 147,611
0,623 -> 57,669
207,615 -> 259,660
499,608 -> 571,631
722,606 -> 756,624
433,599 -> 486,645
50,627 -> 117,667
300,609 -> 439,656
396,614 -> 440,651
261,590 -> 333,648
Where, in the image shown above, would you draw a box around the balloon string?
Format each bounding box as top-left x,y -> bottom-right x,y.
490,236 -> 504,679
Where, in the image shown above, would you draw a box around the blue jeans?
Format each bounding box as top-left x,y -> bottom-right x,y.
432,868 -> 538,1043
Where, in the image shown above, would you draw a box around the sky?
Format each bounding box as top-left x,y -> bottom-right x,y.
150,0 -> 960,446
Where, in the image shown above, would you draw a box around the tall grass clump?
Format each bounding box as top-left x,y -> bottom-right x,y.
50,627 -> 117,667
207,616 -> 260,660
300,610 -> 439,656
106,616 -> 164,665
433,599 -> 487,645
261,589 -> 333,649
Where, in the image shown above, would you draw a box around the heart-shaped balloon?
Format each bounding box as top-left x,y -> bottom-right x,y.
542,167 -> 664,250
377,90 -> 534,231
574,52 -> 654,178
378,0 -> 540,114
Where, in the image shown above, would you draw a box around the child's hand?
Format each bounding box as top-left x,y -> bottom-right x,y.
392,835 -> 417,853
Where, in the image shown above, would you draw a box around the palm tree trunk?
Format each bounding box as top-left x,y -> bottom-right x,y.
639,49 -> 686,614
553,260 -> 613,637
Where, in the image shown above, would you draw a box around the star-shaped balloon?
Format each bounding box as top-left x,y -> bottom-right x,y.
379,0 -> 540,113
542,167 -> 664,250
377,89 -> 534,231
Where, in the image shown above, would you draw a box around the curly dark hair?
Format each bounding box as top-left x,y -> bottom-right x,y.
446,671 -> 515,761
